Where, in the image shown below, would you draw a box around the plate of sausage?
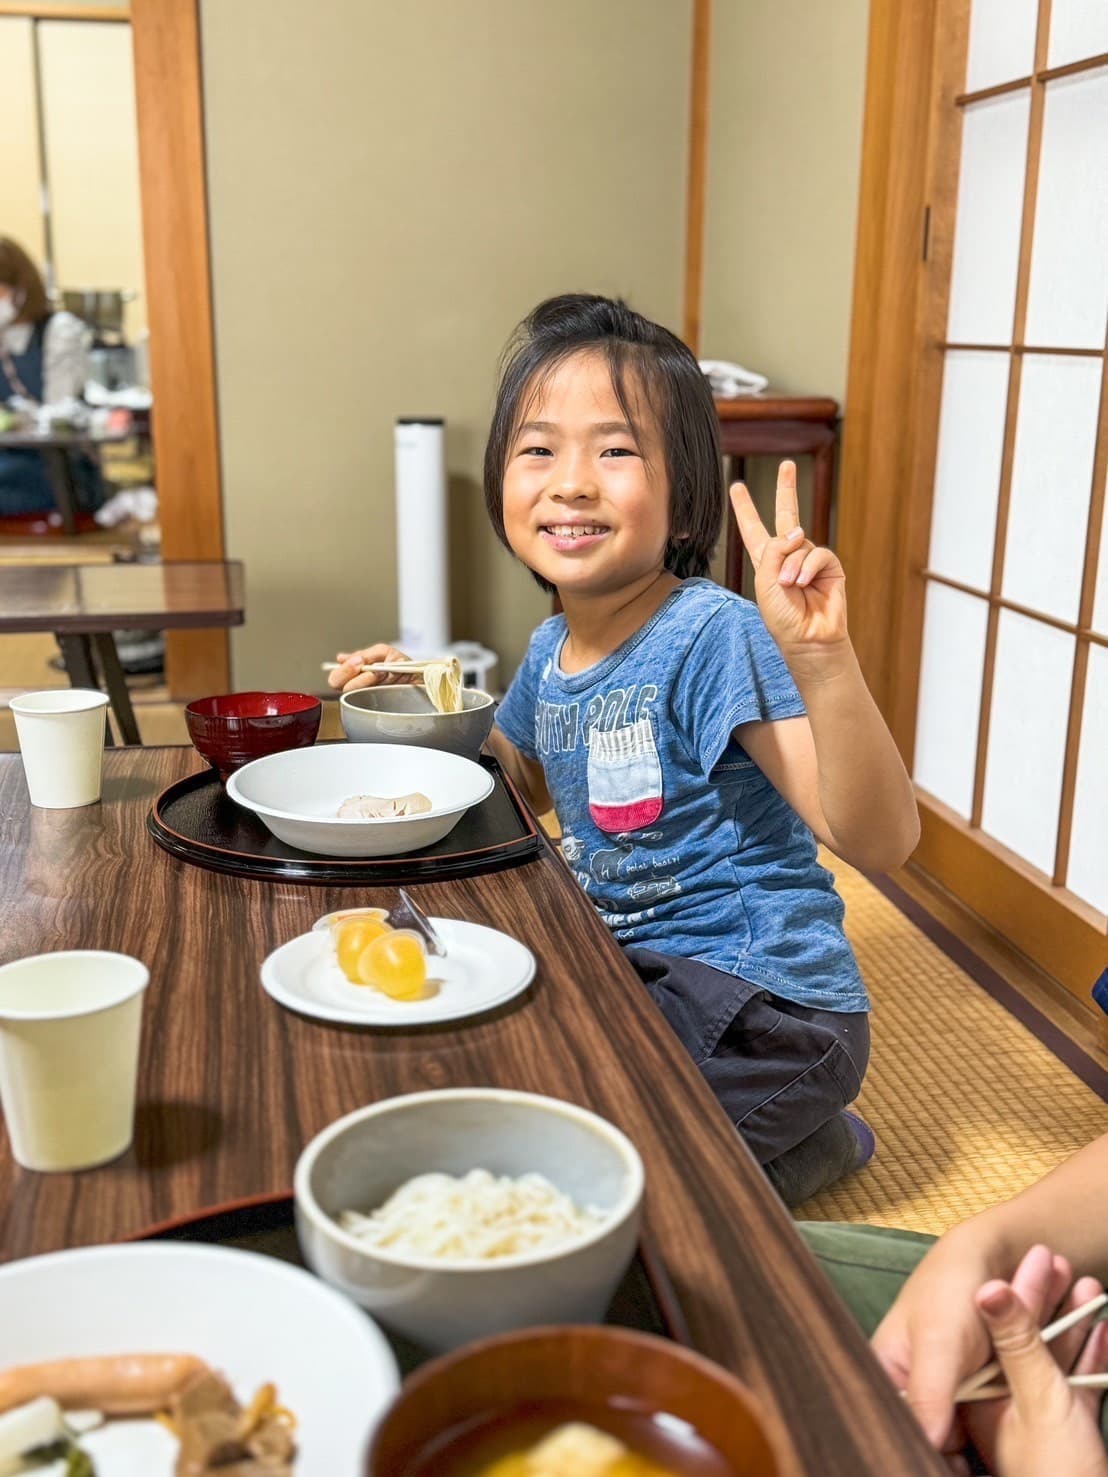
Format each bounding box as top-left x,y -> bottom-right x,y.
0,1241 -> 399,1474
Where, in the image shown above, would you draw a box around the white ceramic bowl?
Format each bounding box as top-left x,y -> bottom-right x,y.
225,743 -> 494,857
294,1089 -> 644,1353
0,1242 -> 399,1474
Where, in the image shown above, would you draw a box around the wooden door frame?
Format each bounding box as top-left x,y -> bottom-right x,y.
840,0 -> 1108,1000
130,0 -> 228,697
837,0 -> 945,731
1,0 -> 228,695
682,0 -> 711,353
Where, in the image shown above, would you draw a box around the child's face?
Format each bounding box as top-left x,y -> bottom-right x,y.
501,351 -> 671,599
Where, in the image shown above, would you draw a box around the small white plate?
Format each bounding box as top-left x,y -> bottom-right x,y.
0,1242 -> 399,1475
260,917 -> 536,1026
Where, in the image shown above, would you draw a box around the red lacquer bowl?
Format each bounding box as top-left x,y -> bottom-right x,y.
185,691 -> 322,780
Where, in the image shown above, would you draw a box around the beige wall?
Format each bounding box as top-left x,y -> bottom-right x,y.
201,0 -> 692,692
0,17 -> 145,338
701,1 -> 869,405
0,19 -> 47,265
39,20 -> 146,339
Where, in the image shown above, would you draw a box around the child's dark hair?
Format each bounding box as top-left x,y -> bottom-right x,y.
483,294 -> 724,592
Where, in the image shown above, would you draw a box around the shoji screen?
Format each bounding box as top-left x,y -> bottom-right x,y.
914,0 -> 1108,916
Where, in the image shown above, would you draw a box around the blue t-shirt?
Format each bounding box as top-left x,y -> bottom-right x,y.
495,578 -> 867,1013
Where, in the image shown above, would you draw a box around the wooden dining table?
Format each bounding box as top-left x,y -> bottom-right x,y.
0,560 -> 244,744
0,746 -> 945,1476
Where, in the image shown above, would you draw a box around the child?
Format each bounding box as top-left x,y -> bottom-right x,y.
332,294 -> 919,1205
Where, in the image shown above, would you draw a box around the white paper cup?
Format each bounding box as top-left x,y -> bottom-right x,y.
0,951 -> 149,1172
10,689 -> 110,809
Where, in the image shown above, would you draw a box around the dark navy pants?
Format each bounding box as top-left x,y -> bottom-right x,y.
626,947 -> 870,1204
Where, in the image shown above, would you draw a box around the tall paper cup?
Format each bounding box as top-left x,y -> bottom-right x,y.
0,951 -> 149,1172
10,689 -> 109,808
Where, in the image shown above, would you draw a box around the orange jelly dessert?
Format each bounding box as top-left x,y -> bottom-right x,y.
334,916 -> 392,983
357,929 -> 427,1000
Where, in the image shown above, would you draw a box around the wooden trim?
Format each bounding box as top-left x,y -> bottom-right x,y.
1040,51 -> 1108,84
956,75 -> 1031,106
682,0 -> 711,354
1052,327 -> 1108,884
891,863 -> 1108,1067
954,49 -> 1108,105
838,0 -> 971,756
1053,640 -> 1090,886
888,0 -> 973,763
916,792 -> 1108,1001
969,0 -> 1052,829
875,870 -> 1108,1089
0,3 -> 128,17
919,570 -> 1108,647
837,0 -> 950,726
130,0 -> 228,698
715,393 -> 838,423
940,342 -> 1106,357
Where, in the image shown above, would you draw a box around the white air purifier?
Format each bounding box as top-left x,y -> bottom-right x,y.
393,417 -> 498,693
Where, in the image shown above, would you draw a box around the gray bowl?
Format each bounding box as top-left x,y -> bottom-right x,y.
294,1089 -> 644,1352
340,685 -> 496,760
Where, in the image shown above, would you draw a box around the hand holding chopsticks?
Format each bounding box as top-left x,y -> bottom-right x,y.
955,1289 -> 1108,1403
949,1276 -> 1108,1477
324,643 -> 427,693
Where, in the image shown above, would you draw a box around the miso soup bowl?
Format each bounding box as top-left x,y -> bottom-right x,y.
294,1089 -> 644,1353
340,685 -> 496,762
367,1325 -> 791,1476
185,691 -> 321,780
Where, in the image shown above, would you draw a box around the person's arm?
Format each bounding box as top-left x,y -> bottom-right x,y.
963,1132 -> 1108,1283
486,725 -> 552,816
329,642 -> 552,815
730,463 -> 919,873
871,1132 -> 1108,1451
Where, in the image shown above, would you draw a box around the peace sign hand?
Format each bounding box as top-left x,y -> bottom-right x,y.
729,460 -> 848,656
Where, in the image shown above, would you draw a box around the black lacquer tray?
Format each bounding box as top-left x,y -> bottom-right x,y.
147,755 -> 542,885
130,1193 -> 692,1374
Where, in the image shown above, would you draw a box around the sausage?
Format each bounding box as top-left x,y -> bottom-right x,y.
0,1354 -> 207,1415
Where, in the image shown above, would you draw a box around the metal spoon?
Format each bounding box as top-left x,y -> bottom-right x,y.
394,888 -> 447,958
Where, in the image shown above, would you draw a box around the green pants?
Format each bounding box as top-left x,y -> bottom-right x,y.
799,1222 -> 1108,1443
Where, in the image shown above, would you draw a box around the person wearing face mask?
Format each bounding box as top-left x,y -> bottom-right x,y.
0,235 -> 99,519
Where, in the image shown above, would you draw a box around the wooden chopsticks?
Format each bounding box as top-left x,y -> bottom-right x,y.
959,1371 -> 1108,1403
953,1290 -> 1108,1404
321,660 -> 435,675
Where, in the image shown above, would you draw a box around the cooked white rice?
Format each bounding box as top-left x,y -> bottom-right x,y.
336,1168 -> 605,1260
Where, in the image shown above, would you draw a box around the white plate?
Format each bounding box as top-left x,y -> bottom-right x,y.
261,917 -> 536,1026
0,1242 -> 399,1475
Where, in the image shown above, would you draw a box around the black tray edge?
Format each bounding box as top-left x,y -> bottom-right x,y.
125,1191 -> 692,1350
147,755 -> 544,886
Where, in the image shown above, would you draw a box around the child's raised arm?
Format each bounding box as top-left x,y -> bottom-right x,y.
729,462 -> 920,873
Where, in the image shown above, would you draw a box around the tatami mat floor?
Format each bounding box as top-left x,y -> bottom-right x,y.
796,860 -> 1108,1231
